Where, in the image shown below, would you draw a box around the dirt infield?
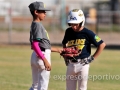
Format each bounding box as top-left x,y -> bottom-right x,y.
0,31 -> 120,45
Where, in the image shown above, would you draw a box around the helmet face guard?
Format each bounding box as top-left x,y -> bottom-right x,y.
67,9 -> 85,27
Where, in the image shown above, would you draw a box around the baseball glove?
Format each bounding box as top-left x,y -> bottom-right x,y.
60,46 -> 81,58
60,46 -> 81,66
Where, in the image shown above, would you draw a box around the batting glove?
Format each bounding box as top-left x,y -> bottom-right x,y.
82,55 -> 94,65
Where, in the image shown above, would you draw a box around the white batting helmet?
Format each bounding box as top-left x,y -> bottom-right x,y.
67,9 -> 85,26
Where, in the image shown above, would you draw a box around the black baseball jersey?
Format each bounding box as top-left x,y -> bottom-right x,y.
62,27 -> 103,59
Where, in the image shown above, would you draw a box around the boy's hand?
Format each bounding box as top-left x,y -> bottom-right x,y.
58,48 -> 63,53
51,47 -> 63,53
82,56 -> 94,65
43,58 -> 51,71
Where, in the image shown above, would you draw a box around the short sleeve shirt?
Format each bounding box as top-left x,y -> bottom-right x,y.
30,21 -> 51,49
62,27 -> 104,59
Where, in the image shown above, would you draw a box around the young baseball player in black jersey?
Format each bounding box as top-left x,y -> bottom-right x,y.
28,1 -> 62,90
62,9 -> 106,90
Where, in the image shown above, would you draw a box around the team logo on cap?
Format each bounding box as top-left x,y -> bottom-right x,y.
79,13 -> 83,16
70,16 -> 77,20
72,9 -> 79,12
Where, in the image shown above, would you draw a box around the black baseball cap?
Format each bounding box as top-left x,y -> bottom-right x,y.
28,1 -> 51,11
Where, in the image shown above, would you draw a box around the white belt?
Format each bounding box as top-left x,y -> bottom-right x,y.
44,49 -> 51,53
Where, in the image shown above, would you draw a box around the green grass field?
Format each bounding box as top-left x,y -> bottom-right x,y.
0,45 -> 120,90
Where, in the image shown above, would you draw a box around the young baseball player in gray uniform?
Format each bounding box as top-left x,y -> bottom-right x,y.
28,1 -> 62,90
62,9 -> 106,90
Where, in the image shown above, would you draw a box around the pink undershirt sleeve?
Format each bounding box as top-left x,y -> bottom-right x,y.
32,41 -> 45,60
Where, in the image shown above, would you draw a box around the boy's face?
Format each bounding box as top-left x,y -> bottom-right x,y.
35,10 -> 46,21
71,23 -> 81,32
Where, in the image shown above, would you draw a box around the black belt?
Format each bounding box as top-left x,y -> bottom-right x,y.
69,57 -> 80,63
40,47 -> 45,51
70,59 -> 78,63
69,58 -> 83,63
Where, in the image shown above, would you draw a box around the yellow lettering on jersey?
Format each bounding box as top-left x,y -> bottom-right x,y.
45,30 -> 49,40
67,39 -> 86,50
75,39 -> 80,45
75,39 -> 85,45
67,40 -> 75,46
81,39 -> 85,44
74,39 -> 85,50
77,45 -> 85,50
